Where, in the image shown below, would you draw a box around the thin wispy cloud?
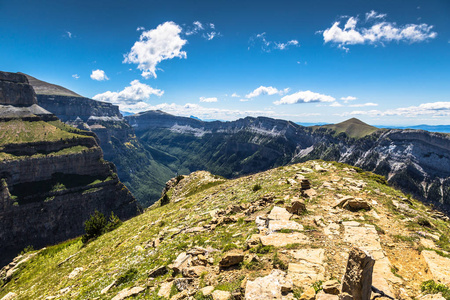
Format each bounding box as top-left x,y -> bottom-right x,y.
124,21 -> 187,79
72,74 -> 80,79
274,90 -> 335,105
321,11 -> 437,51
185,21 -> 220,40
249,32 -> 300,52
341,96 -> 357,102
90,69 -> 109,81
349,102 -> 378,107
199,97 -> 218,103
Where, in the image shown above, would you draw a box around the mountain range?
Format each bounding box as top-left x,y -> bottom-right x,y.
23,73 -> 450,212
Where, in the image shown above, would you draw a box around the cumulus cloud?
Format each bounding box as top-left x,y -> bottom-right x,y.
249,32 -> 300,52
93,80 -> 163,111
341,96 -> 357,102
72,74 -> 80,79
123,21 -> 187,79
330,102 -> 343,107
199,97 -> 218,103
274,90 -> 335,105
349,102 -> 378,107
245,86 -> 289,99
136,26 -> 145,31
322,11 -> 437,50
340,102 -> 450,118
90,69 -> 109,81
186,21 -> 204,35
231,93 -> 240,98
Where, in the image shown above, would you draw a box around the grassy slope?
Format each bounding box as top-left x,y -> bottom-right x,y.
2,160 -> 450,299
0,120 -> 92,146
319,118 -> 381,139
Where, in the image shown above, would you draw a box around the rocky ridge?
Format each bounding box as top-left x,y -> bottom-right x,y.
1,160 -> 449,299
0,72 -> 139,267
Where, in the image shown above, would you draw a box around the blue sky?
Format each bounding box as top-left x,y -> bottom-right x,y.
1,0 -> 449,125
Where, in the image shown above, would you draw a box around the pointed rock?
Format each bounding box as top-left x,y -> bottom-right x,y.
341,247 -> 375,300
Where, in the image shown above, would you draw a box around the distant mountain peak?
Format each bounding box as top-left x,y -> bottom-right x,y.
321,118 -> 379,138
19,72 -> 82,98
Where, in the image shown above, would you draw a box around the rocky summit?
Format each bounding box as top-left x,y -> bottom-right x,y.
0,72 -> 140,267
1,160 -> 449,299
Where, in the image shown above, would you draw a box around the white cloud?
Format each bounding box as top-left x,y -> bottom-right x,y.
245,86 -> 288,99
365,11 -> 386,21
349,102 -> 378,107
199,97 -> 218,103
275,40 -> 299,50
123,21 -> 187,79
90,69 -> 109,81
249,32 -> 300,52
185,21 -> 220,40
274,90 -> 335,105
65,31 -> 73,38
340,102 -> 450,118
330,102 -> 343,107
231,93 -> 240,98
124,102 -> 319,120
93,80 -> 163,111
136,26 -> 145,31
72,74 -> 80,79
341,96 -> 357,102
322,12 -> 437,50
186,21 -> 204,35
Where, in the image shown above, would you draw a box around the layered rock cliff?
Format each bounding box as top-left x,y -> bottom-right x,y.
22,74 -> 174,207
0,72 -> 139,267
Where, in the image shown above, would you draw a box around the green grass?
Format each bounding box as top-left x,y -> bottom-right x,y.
421,280 -> 450,300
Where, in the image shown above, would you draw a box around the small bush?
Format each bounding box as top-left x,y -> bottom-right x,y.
116,268 -> 138,286
252,184 -> 262,192
272,252 -> 287,270
421,280 -> 450,300
82,211 -> 122,243
249,244 -> 274,254
20,245 -> 35,255
161,194 -> 170,205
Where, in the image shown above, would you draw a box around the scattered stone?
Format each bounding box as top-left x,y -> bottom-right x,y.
268,206 -> 292,221
111,286 -> 145,300
245,269 -> 292,300
212,290 -> 232,300
219,251 -> 245,268
68,267 -> 84,279
260,232 -> 310,247
322,280 -> 340,295
299,287 -> 316,300
333,196 -> 354,208
268,220 -> 304,232
338,293 -> 353,300
182,266 -> 207,278
174,278 -> 194,291
101,281 -> 117,294
421,251 -> 450,285
170,252 -> 192,274
185,227 -> 207,233
170,290 -> 188,300
302,189 -> 317,199
246,234 -> 262,249
201,286 -> 215,296
286,199 -> 306,215
341,247 -> 375,300
148,265 -> 167,278
316,291 -> 339,300
418,294 -> 446,300
158,282 -> 173,298
343,199 -> 370,211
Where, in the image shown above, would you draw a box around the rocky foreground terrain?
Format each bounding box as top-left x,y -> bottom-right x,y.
1,160 -> 449,299
0,72 -> 139,267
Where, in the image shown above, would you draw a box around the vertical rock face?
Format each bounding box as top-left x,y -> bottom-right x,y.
0,72 -> 37,106
0,72 -> 140,267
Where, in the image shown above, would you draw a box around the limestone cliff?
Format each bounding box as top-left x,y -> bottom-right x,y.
0,72 -> 139,267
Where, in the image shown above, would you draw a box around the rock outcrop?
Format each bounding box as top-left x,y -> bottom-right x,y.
0,72 -> 139,267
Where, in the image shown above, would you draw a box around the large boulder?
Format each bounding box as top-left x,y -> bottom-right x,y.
341,247 -> 375,300
0,72 -> 37,106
